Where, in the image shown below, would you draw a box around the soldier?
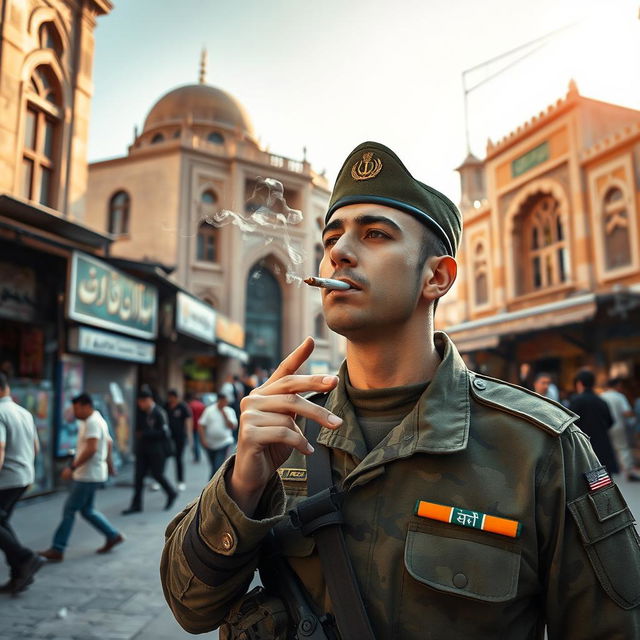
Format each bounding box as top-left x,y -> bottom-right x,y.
161,142 -> 640,639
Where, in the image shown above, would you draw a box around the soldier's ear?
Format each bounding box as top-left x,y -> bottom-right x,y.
421,255 -> 457,304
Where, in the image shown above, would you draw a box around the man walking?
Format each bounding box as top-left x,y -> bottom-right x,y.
601,377 -> 640,480
123,389 -> 177,514
0,373 -> 43,594
39,393 -> 123,561
165,390 -> 192,491
162,141 -> 640,638
198,394 -> 236,479
569,370 -> 619,475
185,393 -> 205,463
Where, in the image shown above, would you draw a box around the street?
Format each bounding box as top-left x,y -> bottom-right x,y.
1,462 -> 640,639
0,458 -> 219,640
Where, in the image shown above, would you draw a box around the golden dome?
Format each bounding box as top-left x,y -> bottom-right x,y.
143,83 -> 255,138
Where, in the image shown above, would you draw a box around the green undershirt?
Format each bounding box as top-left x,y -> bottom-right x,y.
345,373 -> 429,452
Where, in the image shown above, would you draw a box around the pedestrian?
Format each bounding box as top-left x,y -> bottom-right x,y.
39,393 -> 124,562
219,375 -> 240,434
164,390 -> 192,491
0,373 -> 44,594
532,371 -> 552,397
569,370 -> 619,475
122,389 -> 177,514
601,378 -> 640,481
198,394 -> 236,479
185,392 -> 205,463
161,141 -> 640,638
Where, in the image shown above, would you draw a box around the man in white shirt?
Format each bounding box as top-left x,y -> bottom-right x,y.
601,378 -> 640,481
0,372 -> 44,594
39,393 -> 124,561
199,394 -> 237,479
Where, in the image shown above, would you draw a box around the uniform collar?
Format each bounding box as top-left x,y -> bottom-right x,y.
320,332 -> 470,466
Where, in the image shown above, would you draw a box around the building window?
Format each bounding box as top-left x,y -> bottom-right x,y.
108,191 -> 130,235
151,133 -> 164,144
201,189 -> 217,204
207,132 -> 224,145
314,243 -> 323,275
602,187 -> 631,270
197,221 -> 217,262
473,242 -> 488,306
522,195 -> 567,292
39,22 -> 63,57
21,66 -> 62,208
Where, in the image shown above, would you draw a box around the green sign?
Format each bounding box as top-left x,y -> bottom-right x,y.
511,141 -> 549,178
67,252 -> 158,339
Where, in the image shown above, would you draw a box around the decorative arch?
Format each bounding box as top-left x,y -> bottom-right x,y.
20,50 -> 70,108
108,190 -> 131,236
599,178 -> 632,271
504,178 -> 571,299
27,6 -> 71,54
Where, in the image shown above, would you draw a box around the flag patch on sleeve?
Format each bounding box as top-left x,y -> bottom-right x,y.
584,466 -> 613,492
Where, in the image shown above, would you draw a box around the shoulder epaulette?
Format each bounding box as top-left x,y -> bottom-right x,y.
468,372 -> 578,436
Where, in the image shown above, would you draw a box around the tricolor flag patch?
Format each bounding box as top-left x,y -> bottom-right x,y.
584,466 -> 613,492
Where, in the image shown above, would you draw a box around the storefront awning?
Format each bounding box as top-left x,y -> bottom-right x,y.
217,341 -> 249,363
0,194 -> 112,250
446,293 -> 598,352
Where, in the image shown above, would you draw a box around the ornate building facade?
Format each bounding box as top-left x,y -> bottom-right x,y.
438,81 -> 640,398
84,58 -> 342,393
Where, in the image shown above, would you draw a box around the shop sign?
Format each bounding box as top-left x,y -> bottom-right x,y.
69,326 -> 155,364
68,253 -> 158,339
216,313 -> 245,348
511,141 -> 549,178
176,292 -> 216,344
217,341 -> 249,363
0,263 -> 37,322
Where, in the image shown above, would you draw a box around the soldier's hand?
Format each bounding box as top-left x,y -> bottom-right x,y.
228,337 -> 342,515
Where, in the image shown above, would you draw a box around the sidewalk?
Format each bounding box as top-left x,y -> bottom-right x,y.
0,457 -> 219,640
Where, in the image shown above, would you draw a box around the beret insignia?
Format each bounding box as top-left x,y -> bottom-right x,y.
351,151 -> 382,181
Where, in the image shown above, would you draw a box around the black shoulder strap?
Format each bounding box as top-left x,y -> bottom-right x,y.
293,395 -> 376,640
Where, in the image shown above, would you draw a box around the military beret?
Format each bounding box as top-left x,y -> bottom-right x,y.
326,141 -> 462,256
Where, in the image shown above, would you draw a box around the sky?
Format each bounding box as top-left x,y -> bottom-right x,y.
88,0 -> 640,203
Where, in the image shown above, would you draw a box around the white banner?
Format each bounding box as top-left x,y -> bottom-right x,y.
70,327 -> 155,364
176,292 -> 216,344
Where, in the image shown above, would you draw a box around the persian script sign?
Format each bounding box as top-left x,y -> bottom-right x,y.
67,253 -> 158,339
176,292 -> 216,344
511,141 -> 549,178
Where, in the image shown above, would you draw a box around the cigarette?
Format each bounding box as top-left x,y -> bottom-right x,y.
304,277 -> 351,291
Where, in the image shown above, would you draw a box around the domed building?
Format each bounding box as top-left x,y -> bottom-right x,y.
85,56 -> 340,395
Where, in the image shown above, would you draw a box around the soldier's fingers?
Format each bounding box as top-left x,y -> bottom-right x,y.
241,410 -> 299,432
263,337 -> 315,386
244,423 -> 315,456
244,394 -> 342,429
254,374 -> 338,397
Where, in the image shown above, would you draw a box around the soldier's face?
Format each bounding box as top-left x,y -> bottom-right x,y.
319,203 -> 429,338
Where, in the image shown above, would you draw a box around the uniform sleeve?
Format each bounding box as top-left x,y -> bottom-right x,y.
540,425 -> 640,638
160,455 -> 287,633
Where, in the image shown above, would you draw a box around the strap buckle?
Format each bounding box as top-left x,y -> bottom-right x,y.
289,487 -> 344,537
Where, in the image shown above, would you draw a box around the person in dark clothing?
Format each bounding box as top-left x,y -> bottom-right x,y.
569,369 -> 619,474
164,390 -> 192,491
122,389 -> 177,514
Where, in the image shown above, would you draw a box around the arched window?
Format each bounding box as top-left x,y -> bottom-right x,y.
207,132 -> 224,145
197,221 -> 217,262
21,65 -> 62,208
602,187 -> 631,270
38,22 -> 63,57
201,189 -> 217,205
108,191 -> 130,235
522,195 -> 567,292
151,133 -> 164,144
172,129 -> 181,138
473,242 -> 488,306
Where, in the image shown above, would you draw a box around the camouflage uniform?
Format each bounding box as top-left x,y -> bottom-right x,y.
161,333 -> 640,638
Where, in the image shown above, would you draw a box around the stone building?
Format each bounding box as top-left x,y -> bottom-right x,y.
438,81 -> 640,399
0,0 -> 114,493
84,56 -> 342,394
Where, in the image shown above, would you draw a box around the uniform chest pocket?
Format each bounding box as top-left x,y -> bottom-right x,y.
404,521 -> 522,603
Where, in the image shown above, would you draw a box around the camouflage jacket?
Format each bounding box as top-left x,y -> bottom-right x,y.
161,333 -> 640,639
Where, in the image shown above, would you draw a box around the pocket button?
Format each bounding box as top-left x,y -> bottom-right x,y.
453,573 -> 468,589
